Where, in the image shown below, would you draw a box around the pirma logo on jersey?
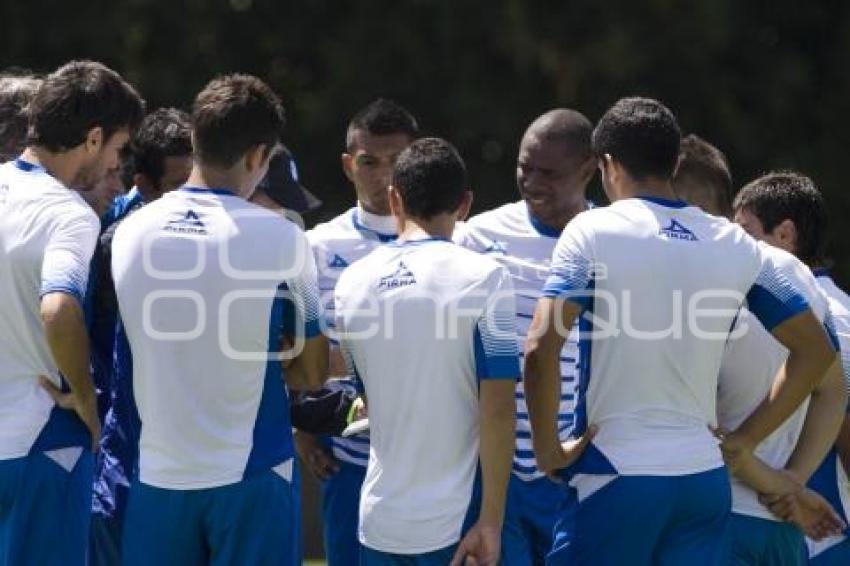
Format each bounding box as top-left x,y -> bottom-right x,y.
659,219 -> 698,241
377,260 -> 416,290
164,209 -> 207,235
328,254 -> 349,268
484,240 -> 508,254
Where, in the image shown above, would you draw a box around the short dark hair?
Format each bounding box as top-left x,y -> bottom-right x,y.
733,171 -> 827,265
392,137 -> 467,220
592,97 -> 681,180
28,60 -> 145,152
673,134 -> 733,216
0,70 -> 42,161
346,98 -> 419,151
192,74 -> 285,168
130,107 -> 192,187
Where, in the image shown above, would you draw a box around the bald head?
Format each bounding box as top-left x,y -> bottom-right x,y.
516,108 -> 595,230
522,108 -> 593,160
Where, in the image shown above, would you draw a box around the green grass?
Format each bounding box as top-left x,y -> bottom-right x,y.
304,560 -> 326,566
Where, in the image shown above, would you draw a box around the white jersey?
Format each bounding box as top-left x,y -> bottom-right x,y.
335,238 -> 518,554
718,245 -> 830,520
0,159 -> 99,459
808,272 -> 850,559
112,187 -> 322,490
543,197 -> 810,481
306,206 -> 396,467
456,201 -> 580,480
816,273 -> 850,393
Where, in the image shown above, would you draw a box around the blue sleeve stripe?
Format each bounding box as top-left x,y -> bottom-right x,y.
746,284 -> 809,331
474,326 -> 519,380
39,283 -> 85,305
481,355 -> 521,380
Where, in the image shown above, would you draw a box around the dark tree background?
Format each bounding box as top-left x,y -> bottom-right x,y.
3,0 -> 849,284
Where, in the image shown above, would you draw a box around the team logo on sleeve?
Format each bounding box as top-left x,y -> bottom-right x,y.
659,219 -> 698,241
164,209 -> 207,235
377,261 -> 416,290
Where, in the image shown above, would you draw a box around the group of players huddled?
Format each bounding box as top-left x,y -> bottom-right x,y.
0,60 -> 848,566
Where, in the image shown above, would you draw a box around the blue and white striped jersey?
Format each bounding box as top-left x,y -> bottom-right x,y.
456,201 -> 581,480
306,207 -> 396,467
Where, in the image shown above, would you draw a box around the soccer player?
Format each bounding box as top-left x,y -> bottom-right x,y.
671,133 -> 733,218
455,108 -> 595,564
88,107 -> 193,566
675,144 -> 846,563
733,172 -> 850,564
102,107 -> 195,227
0,60 -> 143,566
0,69 -> 42,162
523,97 -> 838,565
113,74 -> 328,565
334,137 -> 516,565
296,98 -> 419,565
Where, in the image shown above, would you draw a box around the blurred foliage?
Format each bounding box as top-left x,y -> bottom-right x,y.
3,0 -> 849,283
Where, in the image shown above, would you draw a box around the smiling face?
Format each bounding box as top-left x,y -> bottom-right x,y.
516,133 -> 593,229
343,130 -> 413,216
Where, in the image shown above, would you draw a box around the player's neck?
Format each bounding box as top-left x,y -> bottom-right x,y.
20,146 -> 82,189
619,176 -> 678,202
185,166 -> 249,199
397,214 -> 455,241
536,196 -> 589,230
357,204 -> 397,234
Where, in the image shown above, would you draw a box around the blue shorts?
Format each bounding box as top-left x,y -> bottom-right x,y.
0,449 -> 94,566
123,464 -> 298,566
502,474 -> 567,566
548,466 -> 732,566
360,543 -> 457,565
730,513 -> 805,565
321,460 -> 366,565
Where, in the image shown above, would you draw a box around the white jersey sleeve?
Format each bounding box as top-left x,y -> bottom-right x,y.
542,212 -> 595,308
282,232 -> 323,338
475,268 -> 519,380
40,207 -> 100,303
744,252 -> 812,332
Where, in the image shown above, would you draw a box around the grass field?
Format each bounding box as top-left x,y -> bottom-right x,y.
305,561 -> 326,566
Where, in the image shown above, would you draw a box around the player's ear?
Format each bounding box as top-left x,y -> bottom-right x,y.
341,152 -> 355,183
84,127 -> 104,153
244,143 -> 270,173
774,219 -> 798,250
456,190 -> 473,221
388,185 -> 403,218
